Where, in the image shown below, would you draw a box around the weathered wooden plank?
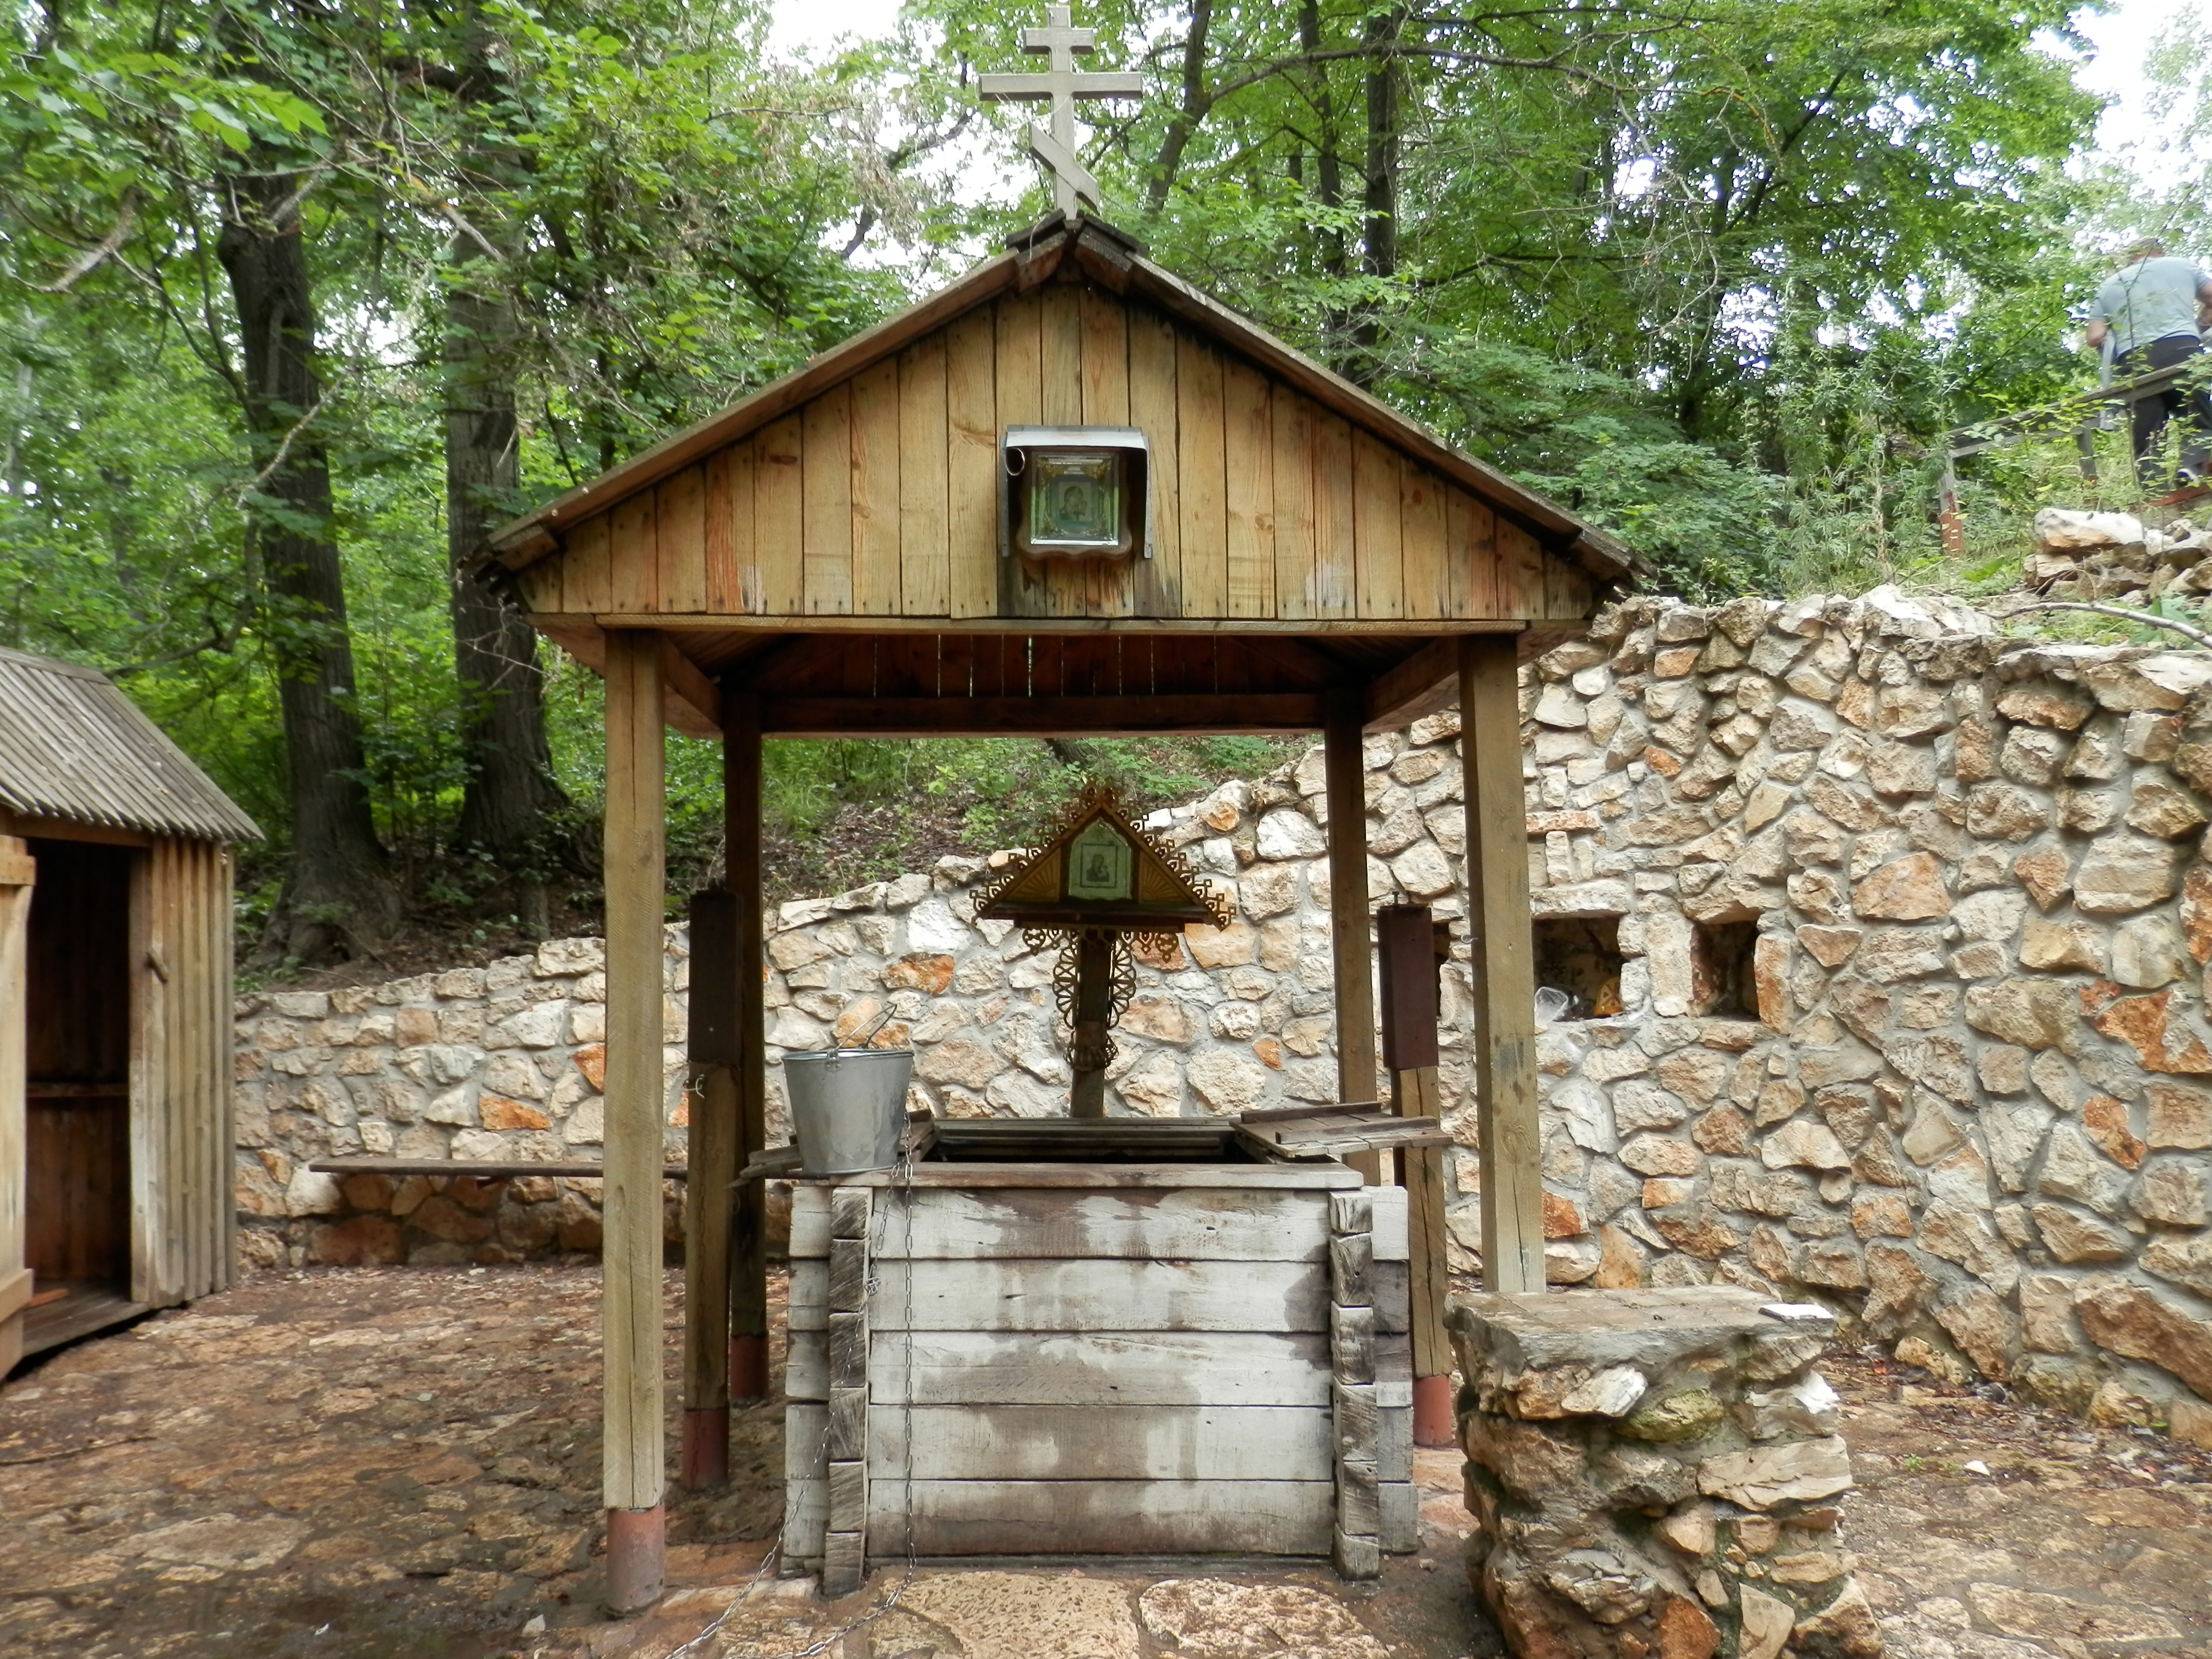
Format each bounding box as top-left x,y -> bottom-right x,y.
1272,385 -> 1317,621
1332,1303 -> 1376,1384
785,1401 -> 828,1555
829,1309 -> 868,1388
1080,286 -> 1130,425
1400,463 -> 1449,620
866,1479 -> 1335,1557
1330,1189 -> 1373,1236
827,1386 -> 867,1463
654,463 -> 707,613
1499,518 -> 1547,616
1352,430 -> 1404,620
1333,1381 -> 1377,1460
867,1405 -> 1333,1482
562,511 -> 614,612
1335,1528 -> 1381,1580
1127,305 -> 1182,615
802,382 -> 854,615
1338,1455 -> 1380,1537
1330,1232 -> 1374,1308
1311,414 -> 1356,620
1369,1183 -> 1409,1261
1040,282 -> 1083,426
1380,1481 -> 1418,1555
1223,359 -> 1275,619
830,1185 -> 871,1241
868,1330 -> 1331,1407
609,491 -> 658,614
1372,1262 -> 1410,1336
819,1258 -> 1326,1333
827,1458 -> 867,1532
1462,633 -> 1544,1292
754,417 -> 805,615
828,1237 -> 868,1314
1445,485 -> 1491,620
1176,332 -> 1227,616
1378,1405 -> 1411,1487
850,358 -> 902,617
899,337 -> 950,617
945,308 -> 998,619
788,1327 -> 827,1401
702,446 -> 751,613
822,1531 -> 865,1596
601,631 -> 666,1515
795,1164 -> 1361,1191
808,1187 -> 1328,1263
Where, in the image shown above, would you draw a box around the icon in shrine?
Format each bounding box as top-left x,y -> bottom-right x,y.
977,786 -> 1228,1114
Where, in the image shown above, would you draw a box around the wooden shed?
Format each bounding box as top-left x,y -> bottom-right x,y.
0,647 -> 259,1374
484,212 -> 1633,1605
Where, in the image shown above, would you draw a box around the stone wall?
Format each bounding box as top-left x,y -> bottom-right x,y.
235,586 -> 2212,1426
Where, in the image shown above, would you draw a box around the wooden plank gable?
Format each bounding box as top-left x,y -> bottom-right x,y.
524,284 -> 1599,630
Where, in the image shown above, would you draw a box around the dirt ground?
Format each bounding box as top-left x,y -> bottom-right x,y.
1,1266 -> 2208,1659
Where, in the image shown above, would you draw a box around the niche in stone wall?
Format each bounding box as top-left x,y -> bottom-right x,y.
1532,917 -> 1624,1019
1690,919 -> 1760,1018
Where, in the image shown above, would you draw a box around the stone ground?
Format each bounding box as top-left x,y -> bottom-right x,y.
0,1268 -> 2206,1659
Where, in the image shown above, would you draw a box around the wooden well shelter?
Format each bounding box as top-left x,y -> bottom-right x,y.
484,212 -> 1631,1606
0,647 -> 259,1375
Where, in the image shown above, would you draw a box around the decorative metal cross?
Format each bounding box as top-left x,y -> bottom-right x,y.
978,5 -> 1144,218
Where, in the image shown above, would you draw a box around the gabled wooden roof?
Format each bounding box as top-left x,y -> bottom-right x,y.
487,214 -> 1637,740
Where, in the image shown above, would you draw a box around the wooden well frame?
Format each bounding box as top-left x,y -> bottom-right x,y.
487,212 -> 1629,1604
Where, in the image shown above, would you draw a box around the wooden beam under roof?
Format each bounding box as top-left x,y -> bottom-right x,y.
758,692 -> 1328,737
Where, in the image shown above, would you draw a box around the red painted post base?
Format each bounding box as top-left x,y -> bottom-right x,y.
1412,1373 -> 1456,1449
605,1504 -> 666,1614
731,1333 -> 769,1402
680,1406 -> 729,1489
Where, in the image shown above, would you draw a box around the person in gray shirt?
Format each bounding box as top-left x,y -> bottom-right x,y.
2086,239 -> 2212,484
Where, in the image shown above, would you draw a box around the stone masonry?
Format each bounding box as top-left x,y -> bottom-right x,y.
1451,1287 -> 1881,1659
237,585 -> 2212,1432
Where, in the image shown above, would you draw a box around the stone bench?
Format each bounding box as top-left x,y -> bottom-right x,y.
1450,1286 -> 1883,1659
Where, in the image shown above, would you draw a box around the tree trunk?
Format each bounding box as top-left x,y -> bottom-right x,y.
446,11 -> 568,937
1351,3 -> 1404,387
217,167 -> 401,964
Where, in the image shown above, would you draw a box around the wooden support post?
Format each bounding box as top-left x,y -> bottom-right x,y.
822,1184 -> 871,1597
1375,903 -> 1456,1447
602,630 -> 668,1611
1323,691 -> 1379,1181
682,889 -> 738,1489
1459,636 -> 1544,1295
0,837 -> 30,1378
1068,930 -> 1113,1119
726,693 -> 770,1402
1329,1187 -> 1380,1581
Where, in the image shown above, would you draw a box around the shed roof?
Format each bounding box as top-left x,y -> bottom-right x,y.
0,648 -> 261,843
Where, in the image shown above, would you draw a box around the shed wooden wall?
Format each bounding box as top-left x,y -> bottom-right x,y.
130,837 -> 234,1308
515,288 -> 1593,628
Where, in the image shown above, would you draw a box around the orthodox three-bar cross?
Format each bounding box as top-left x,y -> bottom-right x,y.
979,5 -> 1143,217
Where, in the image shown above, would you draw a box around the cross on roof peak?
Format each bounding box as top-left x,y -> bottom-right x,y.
978,5 -> 1144,218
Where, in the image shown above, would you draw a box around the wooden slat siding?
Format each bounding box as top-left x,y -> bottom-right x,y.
1352,430 -> 1404,620
1036,284 -> 1094,619
754,416 -> 805,615
868,1329 -> 1330,1406
993,292 -> 1049,619
1461,634 -> 1544,1292
702,448 -> 746,613
1311,413 -> 1357,619
801,383 -> 854,616
654,464 -> 707,614
788,1328 -> 828,1400
945,309 -> 999,619
1399,464 -> 1450,620
1079,290 -> 1133,620
601,632 -> 668,1514
1547,555 -> 1592,622
898,337 -> 950,617
215,844 -> 236,1289
175,840 -> 203,1301
1176,331 -> 1228,616
1272,385 -> 1318,620
1223,359 -> 1276,619
1127,304 -> 1182,616
794,1186 -> 1324,1261
609,491 -> 658,614
514,563 -> 560,614
869,1405 -> 1333,1482
794,1258 -> 1325,1333
865,1480 -> 1335,1557
1448,487 -> 1497,620
562,512 -> 614,613
849,359 -> 902,617
1499,518 -> 1546,616
0,839 -> 24,1375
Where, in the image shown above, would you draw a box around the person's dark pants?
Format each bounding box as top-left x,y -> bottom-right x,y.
2117,334 -> 2212,483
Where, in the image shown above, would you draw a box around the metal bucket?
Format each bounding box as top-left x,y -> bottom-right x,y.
784,1047 -> 914,1176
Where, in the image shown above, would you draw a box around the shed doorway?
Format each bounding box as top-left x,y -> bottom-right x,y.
23,838 -> 134,1341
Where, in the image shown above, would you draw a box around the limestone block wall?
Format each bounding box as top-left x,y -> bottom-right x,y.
236,587 -> 2212,1425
